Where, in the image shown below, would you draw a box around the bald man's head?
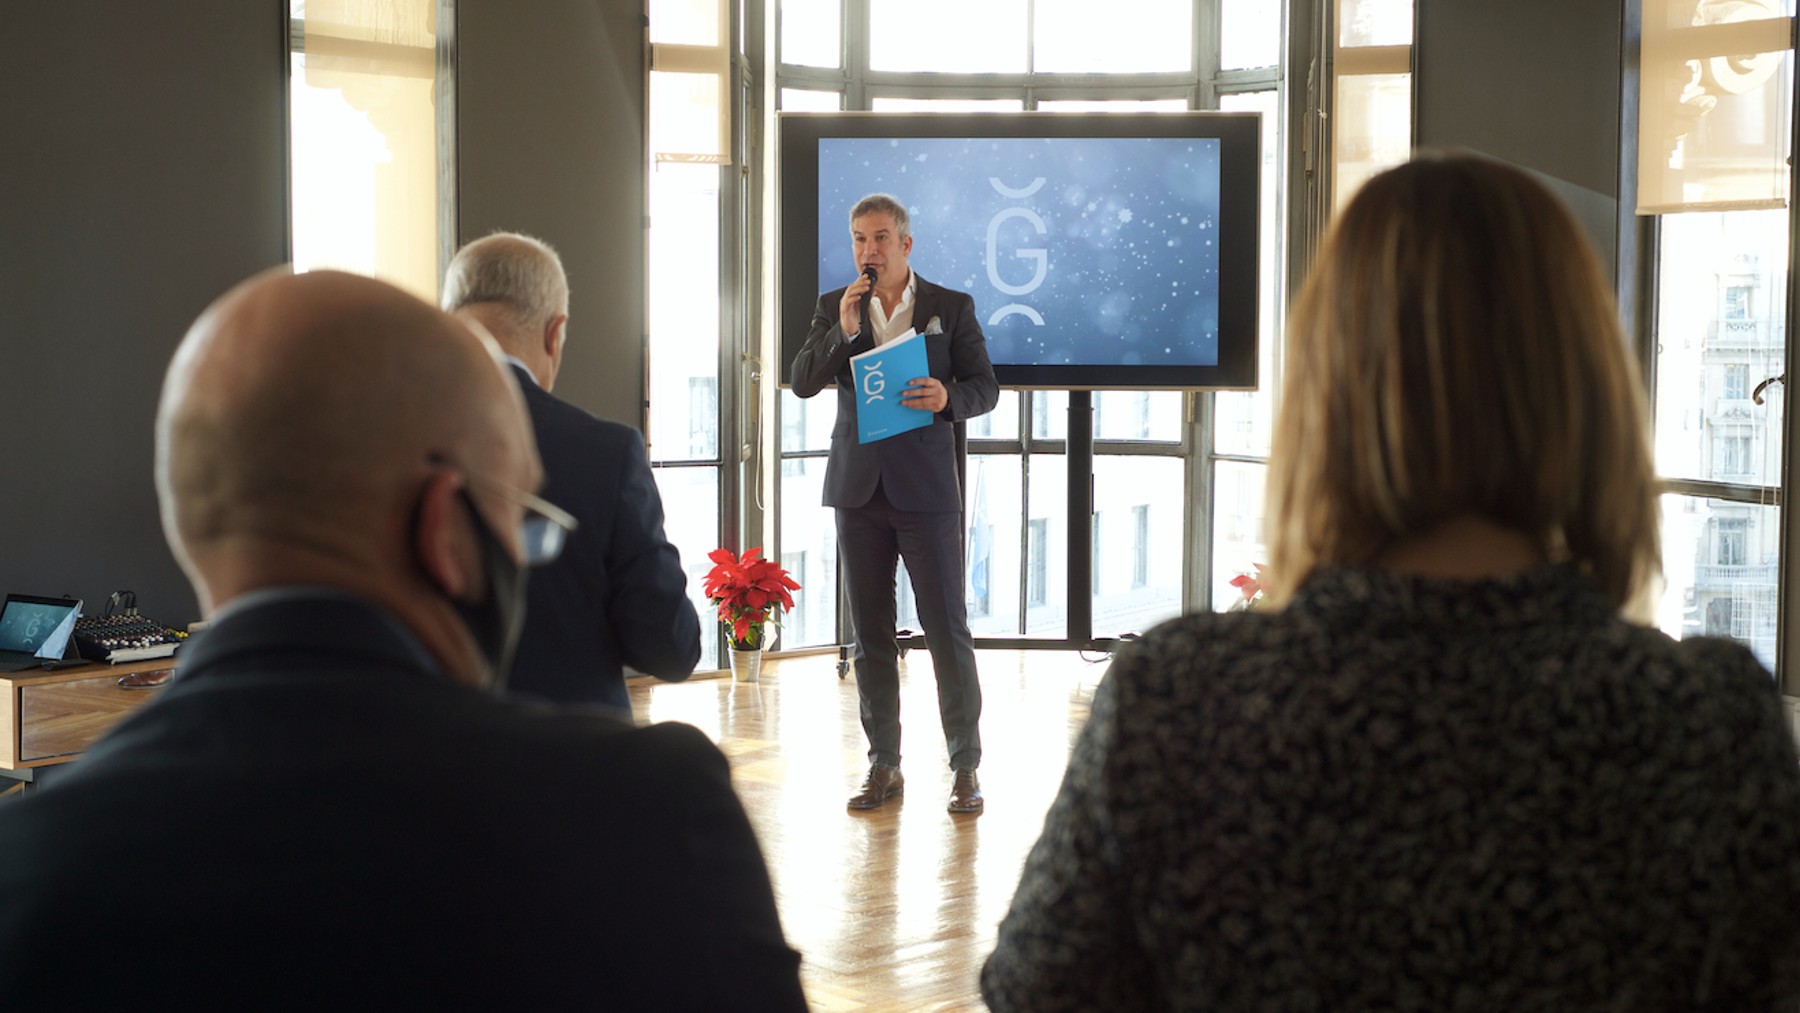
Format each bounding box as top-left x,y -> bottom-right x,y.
156,269 -> 538,619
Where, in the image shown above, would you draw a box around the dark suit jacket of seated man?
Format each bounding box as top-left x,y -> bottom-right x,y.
0,592 -> 804,1011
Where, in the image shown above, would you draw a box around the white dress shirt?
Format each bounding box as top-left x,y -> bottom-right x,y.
867,270 -> 917,346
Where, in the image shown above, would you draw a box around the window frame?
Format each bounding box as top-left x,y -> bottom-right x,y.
766,0 -> 1285,653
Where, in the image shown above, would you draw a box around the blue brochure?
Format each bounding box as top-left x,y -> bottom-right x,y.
851,329 -> 932,444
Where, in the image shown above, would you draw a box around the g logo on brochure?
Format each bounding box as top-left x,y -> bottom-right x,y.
862,361 -> 886,402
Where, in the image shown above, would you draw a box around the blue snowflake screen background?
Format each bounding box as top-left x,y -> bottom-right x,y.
817,136 -> 1223,368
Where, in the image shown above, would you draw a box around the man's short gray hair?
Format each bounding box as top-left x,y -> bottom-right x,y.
849,193 -> 910,241
441,231 -> 570,332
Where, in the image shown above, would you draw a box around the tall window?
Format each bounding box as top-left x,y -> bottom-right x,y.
648,0 -> 733,668
1651,209 -> 1789,671
288,0 -> 442,302
770,0 -> 1283,649
1331,0 -> 1414,210
1210,87 -> 1283,609
1640,0 -> 1793,677
1212,0 -> 1412,613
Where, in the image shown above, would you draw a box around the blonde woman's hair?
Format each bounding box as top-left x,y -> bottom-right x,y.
1265,152 -> 1660,612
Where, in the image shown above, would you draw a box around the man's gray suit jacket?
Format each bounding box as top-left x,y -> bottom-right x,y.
789,274 -> 999,512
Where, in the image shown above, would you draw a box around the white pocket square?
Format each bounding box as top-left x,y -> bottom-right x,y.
924,316 -> 943,335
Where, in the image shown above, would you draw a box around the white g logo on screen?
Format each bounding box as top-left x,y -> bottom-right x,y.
986,176 -> 1048,326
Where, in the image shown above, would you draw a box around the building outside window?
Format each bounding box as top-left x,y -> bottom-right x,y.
1653,210 -> 1788,670
1028,518 -> 1050,608
1091,513 -> 1103,596
688,376 -> 720,459
1132,503 -> 1151,589
969,520 -> 995,617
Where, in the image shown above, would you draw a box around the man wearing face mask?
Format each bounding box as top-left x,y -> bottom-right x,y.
0,270 -> 806,1011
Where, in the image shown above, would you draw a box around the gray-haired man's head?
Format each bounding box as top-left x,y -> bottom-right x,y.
849,193 -> 911,242
442,232 -> 571,390
443,232 -> 569,336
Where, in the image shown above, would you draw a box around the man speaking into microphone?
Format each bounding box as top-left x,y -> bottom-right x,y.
791,192 -> 999,816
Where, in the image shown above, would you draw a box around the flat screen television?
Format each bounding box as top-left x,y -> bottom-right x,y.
778,111 -> 1261,390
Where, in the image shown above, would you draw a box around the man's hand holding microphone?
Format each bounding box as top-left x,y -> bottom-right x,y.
839,264 -> 946,413
838,265 -> 878,336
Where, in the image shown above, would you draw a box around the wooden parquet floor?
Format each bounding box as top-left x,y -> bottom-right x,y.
629,647 -> 1110,1013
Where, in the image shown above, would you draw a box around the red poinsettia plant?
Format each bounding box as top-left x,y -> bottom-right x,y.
703,547 -> 801,650
1228,563 -> 1268,612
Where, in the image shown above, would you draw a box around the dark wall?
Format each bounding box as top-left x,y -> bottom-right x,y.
0,2 -> 290,626
1414,0 -> 1631,285
456,0 -> 648,427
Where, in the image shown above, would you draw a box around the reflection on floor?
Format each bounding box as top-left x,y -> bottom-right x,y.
630,648 -> 1109,1013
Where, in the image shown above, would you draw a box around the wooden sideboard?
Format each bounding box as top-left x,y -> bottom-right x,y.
1,658 -> 174,771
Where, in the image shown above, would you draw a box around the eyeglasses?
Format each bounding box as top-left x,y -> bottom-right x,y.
431,456 -> 579,566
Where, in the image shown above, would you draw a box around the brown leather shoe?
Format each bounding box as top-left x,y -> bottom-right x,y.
947,768 -> 983,814
847,763 -> 903,809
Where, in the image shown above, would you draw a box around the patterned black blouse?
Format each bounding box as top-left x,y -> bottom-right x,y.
982,564 -> 1800,1011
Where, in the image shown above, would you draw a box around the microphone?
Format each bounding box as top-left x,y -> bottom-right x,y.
859,265 -> 877,334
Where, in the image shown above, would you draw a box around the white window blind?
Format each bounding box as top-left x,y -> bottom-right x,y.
294,0 -> 440,301
649,0 -> 731,165
1639,0 -> 1795,214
